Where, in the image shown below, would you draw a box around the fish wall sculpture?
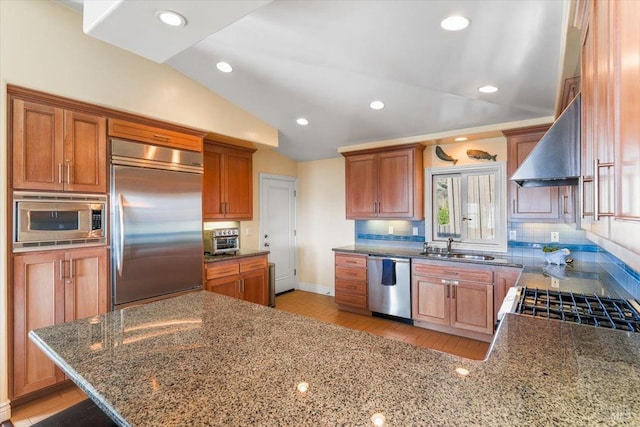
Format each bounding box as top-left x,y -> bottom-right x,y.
467,149 -> 497,161
435,146 -> 458,164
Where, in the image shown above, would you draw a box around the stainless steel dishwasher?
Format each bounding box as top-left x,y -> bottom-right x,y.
367,256 -> 411,321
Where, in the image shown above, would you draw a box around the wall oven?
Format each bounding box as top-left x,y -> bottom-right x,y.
13,191 -> 106,252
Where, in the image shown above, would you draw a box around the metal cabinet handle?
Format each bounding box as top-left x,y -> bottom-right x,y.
451,285 -> 456,299
59,259 -> 64,280
65,160 -> 71,184
594,159 -> 615,221
512,199 -> 516,214
58,164 -> 63,184
69,258 -> 74,279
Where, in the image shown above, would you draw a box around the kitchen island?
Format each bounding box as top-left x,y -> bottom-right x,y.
29,291 -> 639,426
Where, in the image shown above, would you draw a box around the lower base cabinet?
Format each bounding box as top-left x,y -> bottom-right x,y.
205,255 -> 268,305
412,259 -> 494,342
334,253 -> 369,314
12,247 -> 108,399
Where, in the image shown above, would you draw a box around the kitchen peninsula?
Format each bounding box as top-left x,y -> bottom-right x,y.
30,291 -> 639,426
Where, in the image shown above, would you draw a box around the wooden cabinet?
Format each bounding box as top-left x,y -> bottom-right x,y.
504,125 -> 575,222
493,267 -> 522,324
12,99 -> 106,193
412,259 -> 494,341
578,0 -> 640,256
343,144 -> 424,219
12,247 -> 108,399
334,253 -> 368,314
205,255 -> 268,305
108,118 -> 202,152
203,142 -> 256,221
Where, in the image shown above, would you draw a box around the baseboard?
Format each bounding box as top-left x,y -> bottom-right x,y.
0,400 -> 11,423
295,282 -> 335,297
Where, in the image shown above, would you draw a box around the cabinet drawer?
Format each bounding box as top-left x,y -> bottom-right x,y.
206,262 -> 240,279
335,253 -> 366,268
108,118 -> 203,152
335,279 -> 367,296
413,263 -> 493,284
335,292 -> 367,309
335,266 -> 367,282
240,256 -> 267,273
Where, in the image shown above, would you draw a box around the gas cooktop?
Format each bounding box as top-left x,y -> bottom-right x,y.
515,287 -> 640,333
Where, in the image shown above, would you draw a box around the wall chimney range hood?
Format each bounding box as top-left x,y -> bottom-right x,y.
510,93 -> 581,188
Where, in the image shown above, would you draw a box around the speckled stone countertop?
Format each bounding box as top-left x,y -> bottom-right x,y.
30,291 -> 640,426
204,248 -> 269,263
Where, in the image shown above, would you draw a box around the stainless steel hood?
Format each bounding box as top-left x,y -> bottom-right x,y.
510,93 -> 581,187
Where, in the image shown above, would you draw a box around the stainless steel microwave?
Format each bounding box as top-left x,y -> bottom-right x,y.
14,191 -> 107,252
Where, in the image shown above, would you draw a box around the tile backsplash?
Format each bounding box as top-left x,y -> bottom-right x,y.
355,220 -> 424,248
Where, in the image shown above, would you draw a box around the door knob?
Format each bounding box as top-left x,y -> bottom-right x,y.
264,242 -> 270,247
264,234 -> 268,238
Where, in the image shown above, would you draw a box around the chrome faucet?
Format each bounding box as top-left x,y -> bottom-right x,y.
446,238 -> 454,253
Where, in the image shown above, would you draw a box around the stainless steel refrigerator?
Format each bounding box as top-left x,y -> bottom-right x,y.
110,139 -> 203,309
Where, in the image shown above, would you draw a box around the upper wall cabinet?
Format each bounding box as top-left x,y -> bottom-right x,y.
504,125 -> 574,223
203,141 -> 256,221
108,118 -> 203,152
12,99 -> 107,193
343,144 -> 425,220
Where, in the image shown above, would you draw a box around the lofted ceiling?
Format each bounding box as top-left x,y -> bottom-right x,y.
58,0 -> 573,161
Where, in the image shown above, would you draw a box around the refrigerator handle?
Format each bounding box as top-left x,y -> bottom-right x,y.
116,193 -> 126,276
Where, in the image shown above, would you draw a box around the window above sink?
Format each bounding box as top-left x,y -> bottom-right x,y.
426,163 -> 507,253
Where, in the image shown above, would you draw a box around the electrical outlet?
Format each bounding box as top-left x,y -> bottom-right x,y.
412,227 -> 418,236
388,226 -> 394,234
551,278 -> 560,288
509,230 -> 517,240
550,232 -> 559,242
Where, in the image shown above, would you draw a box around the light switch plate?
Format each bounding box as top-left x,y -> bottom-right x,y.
509,230 -> 517,240
551,278 -> 560,288
388,226 -> 394,234
550,232 -> 559,242
412,227 -> 418,236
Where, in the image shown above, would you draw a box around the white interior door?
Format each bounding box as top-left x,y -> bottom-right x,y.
260,174 -> 296,293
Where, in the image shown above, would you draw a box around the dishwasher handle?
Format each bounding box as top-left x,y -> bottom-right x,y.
367,256 -> 410,263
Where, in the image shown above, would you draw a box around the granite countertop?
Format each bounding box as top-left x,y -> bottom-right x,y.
204,248 -> 270,263
30,291 -> 640,426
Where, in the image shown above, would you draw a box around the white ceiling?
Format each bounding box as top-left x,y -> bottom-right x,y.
59,0 -> 570,161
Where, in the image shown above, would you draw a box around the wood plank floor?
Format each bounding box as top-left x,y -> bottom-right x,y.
276,290 -> 490,360
9,290 -> 490,425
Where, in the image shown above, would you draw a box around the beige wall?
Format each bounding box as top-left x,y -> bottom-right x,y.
241,149 -> 298,249
296,157 -> 354,294
424,137 -> 507,169
0,1 -> 278,418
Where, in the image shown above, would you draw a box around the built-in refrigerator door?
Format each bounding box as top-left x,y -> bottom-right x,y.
111,164 -> 202,308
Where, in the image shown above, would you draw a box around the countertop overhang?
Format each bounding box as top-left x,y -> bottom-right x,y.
30,291 -> 640,426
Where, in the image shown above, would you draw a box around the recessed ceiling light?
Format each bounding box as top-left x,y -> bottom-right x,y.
370,100 -> 385,110
441,16 -> 470,31
454,137 -> 468,142
216,62 -> 233,73
296,118 -> 309,126
478,85 -> 499,93
156,10 -> 186,27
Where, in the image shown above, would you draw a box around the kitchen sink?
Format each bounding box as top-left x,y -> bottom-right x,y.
419,253 -> 495,261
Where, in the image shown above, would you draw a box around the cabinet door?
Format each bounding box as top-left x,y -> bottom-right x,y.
615,0 -> 640,221
377,150 -> 413,218
412,278 -> 449,326
12,99 -> 64,191
206,276 -> 240,298
224,150 -> 253,220
64,247 -> 108,322
493,269 -> 522,323
450,282 -> 493,335
203,145 -> 225,219
507,128 -> 560,220
345,153 -> 377,219
241,268 -> 267,305
63,111 -> 107,193
13,252 -> 65,398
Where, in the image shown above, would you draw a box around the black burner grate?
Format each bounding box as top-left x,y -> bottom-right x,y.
515,287 -> 640,332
